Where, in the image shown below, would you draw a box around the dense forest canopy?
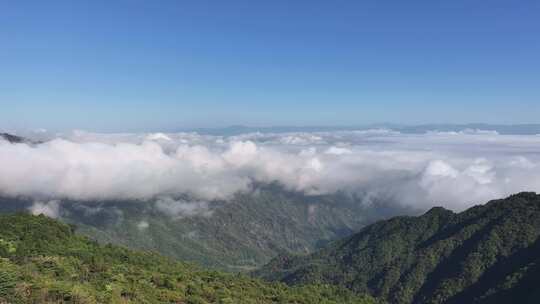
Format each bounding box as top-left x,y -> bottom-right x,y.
0,213 -> 375,304
255,193 -> 540,304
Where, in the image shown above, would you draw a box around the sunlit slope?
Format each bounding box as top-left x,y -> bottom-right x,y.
0,213 -> 376,304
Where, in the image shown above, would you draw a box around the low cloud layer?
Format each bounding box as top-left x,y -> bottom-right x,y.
155,197 -> 212,218
28,200 -> 61,218
2,129 -> 540,211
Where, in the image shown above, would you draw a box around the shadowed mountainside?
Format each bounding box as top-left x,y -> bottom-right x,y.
254,192 -> 540,304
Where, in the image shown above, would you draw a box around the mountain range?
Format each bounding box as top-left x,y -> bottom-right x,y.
0,213 -> 375,303
2,192 -> 538,303
0,185 -> 413,271
182,124 -> 540,136
0,133 -> 26,144
255,192 -> 540,304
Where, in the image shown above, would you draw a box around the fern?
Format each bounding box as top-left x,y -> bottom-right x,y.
0,269 -> 16,298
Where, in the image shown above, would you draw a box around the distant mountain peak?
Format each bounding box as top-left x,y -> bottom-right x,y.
0,133 -> 26,144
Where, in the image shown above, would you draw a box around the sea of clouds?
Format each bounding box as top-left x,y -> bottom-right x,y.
1,129 -> 540,214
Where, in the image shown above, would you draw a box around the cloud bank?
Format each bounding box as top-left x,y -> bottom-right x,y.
1,129 -> 540,211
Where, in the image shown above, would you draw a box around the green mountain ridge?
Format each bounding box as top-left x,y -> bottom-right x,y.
254,192 -> 540,304
0,212 -> 377,303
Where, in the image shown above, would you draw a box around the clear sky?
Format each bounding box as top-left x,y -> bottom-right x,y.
1,0 -> 539,131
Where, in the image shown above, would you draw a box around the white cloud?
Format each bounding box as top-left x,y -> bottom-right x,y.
146,133 -> 172,141
423,160 -> 459,179
137,220 -> 149,230
325,146 -> 352,155
1,130 -> 540,211
155,197 -> 212,218
28,200 -> 61,218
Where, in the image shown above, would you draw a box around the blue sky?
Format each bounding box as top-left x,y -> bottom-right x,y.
1,0 -> 539,131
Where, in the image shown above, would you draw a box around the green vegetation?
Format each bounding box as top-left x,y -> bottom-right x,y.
74,185 -> 410,271
1,184 -> 412,271
255,192 -> 540,304
0,213 -> 376,303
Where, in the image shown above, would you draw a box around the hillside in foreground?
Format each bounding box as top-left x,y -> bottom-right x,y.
0,213 -> 376,304
255,192 -> 540,304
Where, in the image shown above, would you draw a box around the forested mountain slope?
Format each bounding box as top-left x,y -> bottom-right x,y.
0,185 -> 411,271
0,213 -> 376,304
255,192 -> 540,304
